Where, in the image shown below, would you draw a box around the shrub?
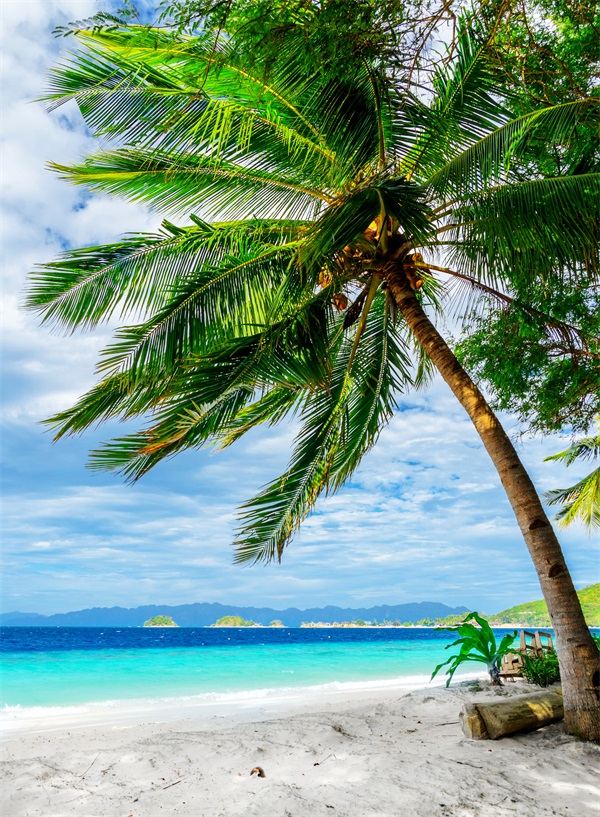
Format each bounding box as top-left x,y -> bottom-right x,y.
520,650 -> 561,687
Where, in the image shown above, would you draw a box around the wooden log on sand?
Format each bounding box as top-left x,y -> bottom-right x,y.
460,689 -> 564,740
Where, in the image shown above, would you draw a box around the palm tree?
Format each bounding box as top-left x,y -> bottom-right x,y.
545,425 -> 600,530
26,9 -> 599,737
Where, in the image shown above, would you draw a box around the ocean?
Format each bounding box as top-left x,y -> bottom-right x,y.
0,626 -> 513,712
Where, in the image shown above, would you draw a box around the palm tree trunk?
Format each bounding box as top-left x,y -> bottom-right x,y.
386,267 -> 600,741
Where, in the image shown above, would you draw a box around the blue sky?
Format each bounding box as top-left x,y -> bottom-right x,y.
1,0 -> 597,617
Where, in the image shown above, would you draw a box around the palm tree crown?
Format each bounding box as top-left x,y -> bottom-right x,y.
26,9 -> 599,565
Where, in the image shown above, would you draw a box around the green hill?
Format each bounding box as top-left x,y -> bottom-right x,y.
490,584 -> 599,627
143,615 -> 178,627
213,615 -> 256,627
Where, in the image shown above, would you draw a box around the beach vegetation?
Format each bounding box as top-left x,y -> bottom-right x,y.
269,619 -> 284,627
431,612 -> 517,686
27,0 -> 599,738
519,650 -> 561,687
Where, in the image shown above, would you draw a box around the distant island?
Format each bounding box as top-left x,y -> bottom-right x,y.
210,616 -> 285,627
143,615 -> 178,627
213,615 -> 256,627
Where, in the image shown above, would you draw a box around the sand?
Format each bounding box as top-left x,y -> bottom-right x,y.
1,680 -> 599,817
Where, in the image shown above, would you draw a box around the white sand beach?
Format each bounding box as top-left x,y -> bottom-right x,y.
1,680 -> 598,817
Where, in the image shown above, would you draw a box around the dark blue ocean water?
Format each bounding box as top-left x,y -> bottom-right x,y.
0,625 -> 464,653
0,626 -> 520,710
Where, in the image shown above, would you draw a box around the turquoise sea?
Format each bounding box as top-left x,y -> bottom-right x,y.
0,626 -> 511,712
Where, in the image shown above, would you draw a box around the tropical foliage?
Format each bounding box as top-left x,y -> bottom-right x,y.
431,612 -> 516,686
455,0 -> 600,434
25,2 -> 599,567
455,288 -> 599,435
544,426 -> 600,530
519,650 -> 561,687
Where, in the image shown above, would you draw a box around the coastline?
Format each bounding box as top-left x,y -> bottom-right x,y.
1,672 -> 477,739
2,679 -> 598,817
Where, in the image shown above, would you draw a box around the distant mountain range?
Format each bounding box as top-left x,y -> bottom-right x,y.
0,600 -> 469,627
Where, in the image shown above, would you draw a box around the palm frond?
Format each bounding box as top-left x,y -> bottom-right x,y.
25,219 -> 305,331
400,12 -> 509,182
218,385 -> 305,449
425,99 -> 600,199
95,238 -> 304,375
233,290 -> 414,564
85,293 -> 335,476
545,432 -> 600,466
50,149 -> 328,220
437,173 -> 600,286
88,387 -> 255,480
545,468 -> 600,530
45,368 -> 173,439
44,28 -> 341,182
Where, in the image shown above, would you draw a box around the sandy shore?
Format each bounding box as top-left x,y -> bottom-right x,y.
1,680 -> 598,817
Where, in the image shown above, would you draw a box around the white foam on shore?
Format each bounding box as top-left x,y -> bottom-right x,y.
0,671 -> 484,740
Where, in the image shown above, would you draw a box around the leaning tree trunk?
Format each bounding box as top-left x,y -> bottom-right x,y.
386,267 -> 600,741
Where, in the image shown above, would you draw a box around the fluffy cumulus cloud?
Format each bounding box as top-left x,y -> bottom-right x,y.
1,1 -> 596,616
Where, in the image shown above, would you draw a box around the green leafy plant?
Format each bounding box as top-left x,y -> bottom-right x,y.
519,650 -> 561,687
432,612 -> 516,686
544,424 -> 600,531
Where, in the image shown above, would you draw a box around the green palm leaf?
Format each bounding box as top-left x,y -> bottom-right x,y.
425,99 -> 600,199
50,149 -> 328,219
85,295 -> 334,478
24,219 -> 306,331
545,470 -> 600,530
96,239 -> 303,376
400,11 -> 508,182
438,174 -> 600,286
545,428 -> 600,530
233,291 -> 414,563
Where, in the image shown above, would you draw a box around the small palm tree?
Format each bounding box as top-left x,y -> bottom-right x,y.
25,7 -> 599,736
545,426 -> 600,530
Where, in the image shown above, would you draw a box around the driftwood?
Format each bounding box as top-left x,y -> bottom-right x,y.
460,689 -> 563,740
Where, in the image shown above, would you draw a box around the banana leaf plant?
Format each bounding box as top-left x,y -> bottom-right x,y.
431,612 -> 517,686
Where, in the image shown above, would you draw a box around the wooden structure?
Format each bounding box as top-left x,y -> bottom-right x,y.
499,629 -> 554,681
